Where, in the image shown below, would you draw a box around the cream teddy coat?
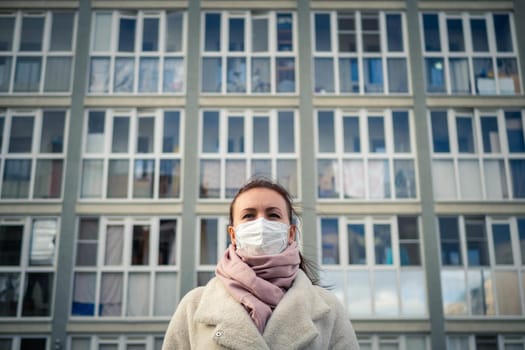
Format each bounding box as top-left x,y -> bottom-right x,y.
162,270 -> 360,349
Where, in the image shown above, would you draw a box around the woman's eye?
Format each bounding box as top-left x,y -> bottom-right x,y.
242,213 -> 254,219
269,213 -> 281,219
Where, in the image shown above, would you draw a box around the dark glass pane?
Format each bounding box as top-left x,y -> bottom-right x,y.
493,14 -> 513,52
431,111 -> 449,152
393,111 -> 410,152
0,225 -> 23,265
318,111 -> 334,153
20,17 -> 44,51
41,111 -> 65,153
277,13 -> 293,51
492,224 -> 513,265
425,58 -> 445,92
278,111 -> 294,153
200,218 -> 218,265
202,111 -> 219,152
142,17 -> 159,51
343,116 -> 360,153
465,216 -> 489,266
456,116 -> 475,153
159,220 -> 176,265
9,116 -> 34,153
505,111 -> 525,152
470,19 -> 489,52
227,116 -> 244,153
348,224 -> 366,264
163,111 -> 180,153
321,218 -> 339,264
386,14 -> 403,52
205,13 -> 221,51
439,217 -> 461,265
447,18 -> 464,51
50,12 -> 74,51
315,14 -> 331,51
132,225 -> 150,265
118,17 -> 136,52
112,116 -> 129,153
368,116 -> 385,153
0,273 -> 19,316
374,224 -> 392,265
510,159 -> 525,198
20,338 -> 46,350
22,273 -> 53,316
229,18 -> 244,51
423,14 -> 440,52
0,17 -> 15,51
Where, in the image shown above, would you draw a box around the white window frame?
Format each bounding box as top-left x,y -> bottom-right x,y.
195,216 -> 230,286
69,334 -> 165,350
358,334 -> 430,350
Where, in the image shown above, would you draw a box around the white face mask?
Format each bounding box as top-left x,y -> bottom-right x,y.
233,218 -> 290,256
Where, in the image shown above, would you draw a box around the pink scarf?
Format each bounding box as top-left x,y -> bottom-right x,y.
215,242 -> 300,333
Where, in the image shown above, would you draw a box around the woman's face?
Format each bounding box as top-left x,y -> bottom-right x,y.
228,187 -> 296,246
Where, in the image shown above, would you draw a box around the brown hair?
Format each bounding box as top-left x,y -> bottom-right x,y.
229,177 -> 320,285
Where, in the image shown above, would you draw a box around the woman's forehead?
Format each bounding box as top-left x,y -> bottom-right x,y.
233,188 -> 287,211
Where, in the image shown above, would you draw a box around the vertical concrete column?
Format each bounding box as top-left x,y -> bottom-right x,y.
296,0 -> 318,263
178,0 -> 201,297
514,0 -> 525,87
405,0 -> 446,348
51,0 -> 91,348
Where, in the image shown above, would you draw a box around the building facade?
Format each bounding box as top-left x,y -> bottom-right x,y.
0,0 -> 524,349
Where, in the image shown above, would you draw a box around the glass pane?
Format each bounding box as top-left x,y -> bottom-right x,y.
342,160 -> 365,199
105,225 -> 123,265
320,270 -> 344,304
492,224 -> 513,265
338,13 -> 356,52
484,159 -> 508,199
93,13 -> 112,51
50,12 -> 74,51
318,159 -> 338,198
227,116 -> 244,152
14,57 -> 41,92
470,19 -> 489,52
278,111 -> 294,153
314,58 -> 334,93
458,160 -> 482,200
127,273 -> 149,316
423,14 -> 441,51
200,160 -> 220,198
476,335 -> 498,350
392,111 -> 410,152
163,111 -> 180,153
0,339 -> 12,350
318,111 -> 335,153
368,116 -> 385,153
2,159 -> 31,198
368,159 -> 391,199
20,339 -> 46,350
118,17 -> 136,52
474,58 -> 496,95
253,116 -> 269,153
107,159 -> 129,198
348,224 -> 365,264
112,116 -> 129,153
159,220 -> 177,265
510,159 -> 525,198
386,14 -> 403,52
481,116 -> 500,153
0,57 -> 12,92
226,57 -> 246,92
154,272 -> 177,316
22,272 -> 53,316
89,57 -> 110,93
364,58 -> 383,93
400,270 -> 426,316
494,14 -> 513,52
166,11 -> 183,52
202,57 -> 221,92
447,336 -> 469,350
398,216 -> 420,265
495,271 -> 521,315
0,117 -> 2,152
76,218 -> 98,266
347,271 -> 371,316
374,224 -> 392,264
204,13 -> 221,51
70,338 -> 90,350
225,160 -> 245,198
339,58 -> 359,93
138,58 -> 159,92
202,111 -> 219,152
498,58 -> 520,94
0,225 -> 23,265
362,14 -> 380,52
276,58 -> 295,92
469,269 -> 493,315
442,270 -> 467,315
229,18 -> 244,51
33,159 -> 63,198
394,160 -> 416,199
114,58 -> 134,93
44,57 -> 72,92
343,116 -> 360,153
41,111 -> 65,153
100,273 -> 122,316
519,218 -> 525,265
159,159 -> 180,198
142,17 -> 159,51
251,159 -> 271,178
133,159 -> 155,198
321,218 -> 339,264
137,117 -> 154,153
447,18 -> 464,51
387,58 -> 408,93
252,18 -> 268,52
20,17 -> 44,51
449,58 -> 470,93
132,225 -> 150,265
406,337 -> 426,350
466,217 -> 489,266
0,17 -> 15,51
431,111 -> 449,152
505,111 -> 525,152
163,58 -> 184,92
81,160 -> 103,198
425,58 -> 445,93
439,217 -> 462,266
277,160 -> 297,197
456,116 -> 475,153
315,14 -> 331,52
277,13 -> 293,51
251,57 -> 270,93
0,273 -> 19,316
374,270 -> 398,315
9,116 -> 34,152
200,218 -> 218,265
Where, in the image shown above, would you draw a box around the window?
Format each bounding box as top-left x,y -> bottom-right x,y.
199,109 -> 298,199
446,334 -> 525,350
421,12 -> 521,95
201,11 -> 296,94
0,218 -> 58,318
88,11 -> 185,94
430,109 -> 525,200
80,109 -> 182,200
320,215 -> 426,317
0,337 -> 49,350
316,109 -> 417,200
196,217 -> 230,286
358,334 -> 429,350
438,215 -> 525,317
69,335 -> 165,350
0,11 -> 76,93
71,217 -> 179,318
0,109 -> 67,199
312,12 -> 409,94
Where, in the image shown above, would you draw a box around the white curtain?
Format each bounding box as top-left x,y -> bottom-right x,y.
458,160 -> 482,199
114,58 -> 134,92
127,273 -> 149,316
368,160 -> 389,199
14,57 -> 41,91
93,13 -> 112,51
432,160 -> 457,199
104,225 -> 123,265
81,160 -> 103,198
139,58 -> 158,92
154,273 -> 177,316
100,273 -> 122,316
73,273 -> 95,312
449,58 -> 470,93
483,160 -> 508,199
343,160 -> 364,198
89,58 -> 109,93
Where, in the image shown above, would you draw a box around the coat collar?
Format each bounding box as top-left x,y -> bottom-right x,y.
193,270 -> 331,349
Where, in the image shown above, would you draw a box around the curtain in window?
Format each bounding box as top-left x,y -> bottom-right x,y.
72,272 -> 95,316
114,58 -> 134,93
100,273 -> 122,316
318,159 -> 338,198
0,57 -> 11,92
483,160 -> 508,199
105,225 -> 123,265
368,160 -> 390,199
139,58 -> 158,92
154,273 -> 177,316
449,58 -> 470,93
364,58 -> 383,93
432,160 -> 456,199
89,58 -> 109,93
44,57 -> 71,92
200,160 -> 220,198
342,160 -> 364,198
163,58 -> 184,92
127,273 -> 149,316
458,160 -> 482,199
14,57 -> 41,92
81,160 -> 103,198
2,159 -> 31,198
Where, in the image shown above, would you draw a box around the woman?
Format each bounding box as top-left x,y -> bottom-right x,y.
162,178 -> 359,349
